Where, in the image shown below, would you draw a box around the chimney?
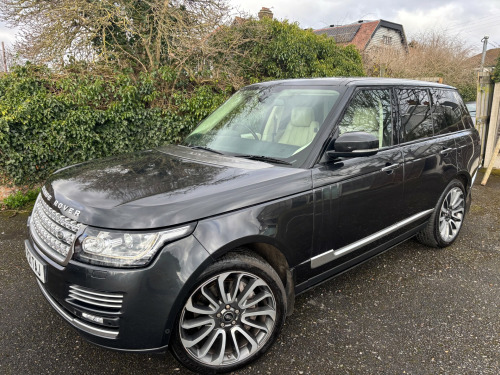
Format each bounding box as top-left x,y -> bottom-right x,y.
258,7 -> 273,20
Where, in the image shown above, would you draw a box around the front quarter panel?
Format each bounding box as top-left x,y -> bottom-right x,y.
193,190 -> 314,270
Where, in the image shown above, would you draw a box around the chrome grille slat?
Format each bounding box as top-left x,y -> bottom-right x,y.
69,290 -> 123,304
67,285 -> 124,311
69,286 -> 123,299
30,195 -> 82,264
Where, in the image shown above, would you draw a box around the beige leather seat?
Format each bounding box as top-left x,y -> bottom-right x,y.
345,106 -> 383,146
278,107 -> 318,147
350,106 -> 378,134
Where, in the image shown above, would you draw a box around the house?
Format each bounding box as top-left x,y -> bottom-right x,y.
313,20 -> 408,53
468,48 -> 500,69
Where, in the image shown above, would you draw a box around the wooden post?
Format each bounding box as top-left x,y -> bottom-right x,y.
484,82 -> 500,167
1,42 -> 7,73
481,137 -> 500,186
476,71 -> 494,164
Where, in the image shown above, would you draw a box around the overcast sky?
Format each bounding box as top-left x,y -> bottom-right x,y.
231,0 -> 500,54
0,0 -> 498,55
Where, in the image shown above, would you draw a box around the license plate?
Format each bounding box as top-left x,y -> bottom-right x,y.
25,243 -> 46,283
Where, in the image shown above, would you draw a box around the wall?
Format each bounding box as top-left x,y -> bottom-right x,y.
366,27 -> 405,52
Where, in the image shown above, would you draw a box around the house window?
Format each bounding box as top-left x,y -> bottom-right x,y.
383,35 -> 392,45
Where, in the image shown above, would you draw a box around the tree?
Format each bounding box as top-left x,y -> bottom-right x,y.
0,0 -> 230,72
364,31 -> 476,100
206,18 -> 364,88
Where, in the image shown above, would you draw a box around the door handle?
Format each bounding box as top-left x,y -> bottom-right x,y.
381,163 -> 399,173
440,148 -> 453,155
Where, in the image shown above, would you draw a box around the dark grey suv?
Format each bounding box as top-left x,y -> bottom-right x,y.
25,78 -> 480,374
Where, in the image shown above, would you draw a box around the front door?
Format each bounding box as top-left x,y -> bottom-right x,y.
308,88 -> 405,279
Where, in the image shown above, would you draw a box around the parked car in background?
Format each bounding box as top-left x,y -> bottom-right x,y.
25,78 -> 480,374
466,101 -> 476,124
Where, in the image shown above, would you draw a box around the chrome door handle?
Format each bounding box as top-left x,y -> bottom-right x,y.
440,148 -> 453,155
381,163 -> 399,173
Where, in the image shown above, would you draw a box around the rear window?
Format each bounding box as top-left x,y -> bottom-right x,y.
457,93 -> 475,129
397,89 -> 433,142
430,89 -> 464,134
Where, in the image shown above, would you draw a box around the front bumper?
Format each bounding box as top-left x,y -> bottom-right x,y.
26,231 -> 212,351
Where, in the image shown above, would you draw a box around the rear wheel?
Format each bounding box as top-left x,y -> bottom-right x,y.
416,179 -> 466,247
170,251 -> 286,374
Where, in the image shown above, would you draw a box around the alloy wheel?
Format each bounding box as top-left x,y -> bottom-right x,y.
179,271 -> 277,367
438,187 -> 465,242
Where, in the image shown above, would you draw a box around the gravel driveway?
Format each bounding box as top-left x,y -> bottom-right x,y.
1,172 -> 499,375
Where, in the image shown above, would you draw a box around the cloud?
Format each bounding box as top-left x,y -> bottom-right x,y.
0,22 -> 17,46
395,4 -> 465,36
229,0 -> 500,53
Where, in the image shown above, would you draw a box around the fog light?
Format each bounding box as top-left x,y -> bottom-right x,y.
82,312 -> 104,324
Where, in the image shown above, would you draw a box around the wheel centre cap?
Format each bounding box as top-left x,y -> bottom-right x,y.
223,312 -> 234,322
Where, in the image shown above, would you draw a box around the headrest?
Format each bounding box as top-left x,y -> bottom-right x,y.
291,107 -> 314,127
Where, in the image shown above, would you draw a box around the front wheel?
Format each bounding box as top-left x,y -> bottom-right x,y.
416,179 -> 466,247
170,251 -> 286,374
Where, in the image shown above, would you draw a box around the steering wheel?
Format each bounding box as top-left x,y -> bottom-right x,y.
242,124 -> 260,140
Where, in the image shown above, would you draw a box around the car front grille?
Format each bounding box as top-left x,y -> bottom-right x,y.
30,196 -> 82,264
67,285 -> 124,313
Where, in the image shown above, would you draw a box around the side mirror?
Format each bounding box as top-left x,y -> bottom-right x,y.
327,131 -> 379,158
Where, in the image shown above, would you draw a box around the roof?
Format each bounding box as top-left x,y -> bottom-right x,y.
313,23 -> 362,44
468,48 -> 500,68
313,20 -> 407,51
247,77 -> 454,89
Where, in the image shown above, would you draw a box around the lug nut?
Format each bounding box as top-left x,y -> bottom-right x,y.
235,310 -> 239,314
221,323 -> 225,328
232,321 -> 236,325
226,304 -> 230,309
216,313 -> 221,317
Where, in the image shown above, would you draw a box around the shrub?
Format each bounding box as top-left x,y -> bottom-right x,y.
492,56 -> 500,83
2,188 -> 40,210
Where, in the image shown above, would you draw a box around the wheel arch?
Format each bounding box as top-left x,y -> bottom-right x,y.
210,239 -> 296,316
455,171 -> 471,192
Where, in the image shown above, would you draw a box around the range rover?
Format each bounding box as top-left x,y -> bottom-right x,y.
25,78 -> 480,374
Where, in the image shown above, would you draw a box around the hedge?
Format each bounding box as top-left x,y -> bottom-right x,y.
0,64 -> 228,185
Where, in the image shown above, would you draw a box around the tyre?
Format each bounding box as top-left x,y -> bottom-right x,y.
170,251 -> 287,374
416,179 -> 466,248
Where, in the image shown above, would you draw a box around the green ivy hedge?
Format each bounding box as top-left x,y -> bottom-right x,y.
0,65 -> 227,185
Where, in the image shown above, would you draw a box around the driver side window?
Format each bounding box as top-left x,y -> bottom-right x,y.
338,89 -> 393,148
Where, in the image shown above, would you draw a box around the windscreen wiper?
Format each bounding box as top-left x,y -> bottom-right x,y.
235,155 -> 292,165
187,146 -> 224,155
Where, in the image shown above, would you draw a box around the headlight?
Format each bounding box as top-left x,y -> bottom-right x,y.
73,223 -> 196,268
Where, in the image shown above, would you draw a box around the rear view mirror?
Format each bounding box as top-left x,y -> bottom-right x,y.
327,131 -> 379,158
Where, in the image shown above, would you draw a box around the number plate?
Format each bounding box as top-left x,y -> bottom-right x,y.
25,243 -> 46,283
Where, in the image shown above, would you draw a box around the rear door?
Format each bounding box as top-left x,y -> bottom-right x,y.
397,88 -> 458,220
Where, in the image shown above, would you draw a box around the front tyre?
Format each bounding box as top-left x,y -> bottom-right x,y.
416,179 -> 466,248
170,251 -> 286,374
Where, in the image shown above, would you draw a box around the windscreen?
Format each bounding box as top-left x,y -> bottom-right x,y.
182,85 -> 343,166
